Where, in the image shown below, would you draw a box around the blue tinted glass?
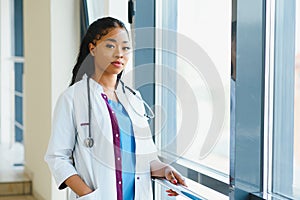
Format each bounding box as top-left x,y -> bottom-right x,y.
14,0 -> 24,57
15,125 -> 23,143
15,95 -> 23,124
272,0 -> 296,199
15,63 -> 23,93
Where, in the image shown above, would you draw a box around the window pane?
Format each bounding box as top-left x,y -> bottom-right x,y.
294,1 -> 300,197
14,0 -> 23,57
156,0 -> 231,180
272,0 -> 298,198
15,63 -> 23,93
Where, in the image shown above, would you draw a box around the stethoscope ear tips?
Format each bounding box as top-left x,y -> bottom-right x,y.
85,137 -> 94,148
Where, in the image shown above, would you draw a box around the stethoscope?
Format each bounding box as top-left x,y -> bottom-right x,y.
84,77 -> 155,148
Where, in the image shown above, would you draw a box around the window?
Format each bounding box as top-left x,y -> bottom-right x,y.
154,0 -> 231,199
0,0 -> 24,148
14,0 -> 24,144
294,2 -> 300,197
80,0 -> 300,199
272,0 -> 300,199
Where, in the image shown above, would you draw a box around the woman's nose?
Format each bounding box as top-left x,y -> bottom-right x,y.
115,54 -> 124,58
114,47 -> 124,58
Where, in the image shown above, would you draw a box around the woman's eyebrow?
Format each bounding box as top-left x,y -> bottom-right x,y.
105,38 -> 129,43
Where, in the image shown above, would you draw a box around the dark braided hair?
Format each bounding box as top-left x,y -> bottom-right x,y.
70,17 -> 128,86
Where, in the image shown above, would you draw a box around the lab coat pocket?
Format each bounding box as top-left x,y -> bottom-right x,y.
76,188 -> 100,200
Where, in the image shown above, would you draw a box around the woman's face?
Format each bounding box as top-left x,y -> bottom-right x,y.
90,27 -> 131,77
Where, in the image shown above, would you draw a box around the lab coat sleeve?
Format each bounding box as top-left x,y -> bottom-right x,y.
44,90 -> 78,190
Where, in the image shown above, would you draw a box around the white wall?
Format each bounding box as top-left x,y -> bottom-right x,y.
51,0 -> 80,108
24,1 -> 52,199
23,0 -> 79,199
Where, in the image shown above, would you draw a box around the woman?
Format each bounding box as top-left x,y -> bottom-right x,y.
45,17 -> 185,199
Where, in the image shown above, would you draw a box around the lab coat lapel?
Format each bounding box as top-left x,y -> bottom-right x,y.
115,82 -> 133,120
115,82 -> 150,138
85,77 -> 116,168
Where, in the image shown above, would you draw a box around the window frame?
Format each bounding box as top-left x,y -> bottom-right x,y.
132,0 -> 298,199
134,0 -> 266,199
232,0 -> 266,199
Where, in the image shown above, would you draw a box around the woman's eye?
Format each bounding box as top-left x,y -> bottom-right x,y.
123,46 -> 131,51
106,44 -> 115,49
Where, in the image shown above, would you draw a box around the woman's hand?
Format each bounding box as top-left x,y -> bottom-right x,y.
65,174 -> 93,197
164,166 -> 187,196
150,160 -> 187,196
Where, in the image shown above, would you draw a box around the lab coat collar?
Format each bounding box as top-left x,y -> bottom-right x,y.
82,74 -> 127,95
82,74 -> 104,93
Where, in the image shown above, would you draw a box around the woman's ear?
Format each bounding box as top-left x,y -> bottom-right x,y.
88,43 -> 95,56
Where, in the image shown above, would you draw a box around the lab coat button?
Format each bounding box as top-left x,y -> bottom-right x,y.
137,177 -> 140,180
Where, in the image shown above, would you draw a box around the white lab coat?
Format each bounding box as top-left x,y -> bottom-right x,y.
45,75 -> 158,200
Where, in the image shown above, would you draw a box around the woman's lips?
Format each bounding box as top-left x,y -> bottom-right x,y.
111,61 -> 123,67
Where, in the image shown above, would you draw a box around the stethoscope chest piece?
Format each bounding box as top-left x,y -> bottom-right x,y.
85,137 -> 94,148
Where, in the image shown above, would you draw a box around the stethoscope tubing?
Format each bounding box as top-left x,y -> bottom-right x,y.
85,77 -> 94,148
84,77 -> 154,148
120,80 -> 155,119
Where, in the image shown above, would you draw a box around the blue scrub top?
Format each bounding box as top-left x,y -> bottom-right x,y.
108,99 -> 136,200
